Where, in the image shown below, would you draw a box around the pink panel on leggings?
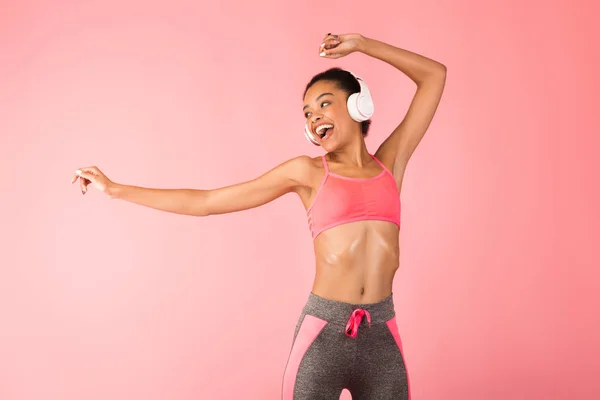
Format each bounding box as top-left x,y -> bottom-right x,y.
282,315 -> 327,399
386,317 -> 412,400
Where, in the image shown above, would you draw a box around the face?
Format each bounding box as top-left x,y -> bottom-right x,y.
302,80 -> 361,150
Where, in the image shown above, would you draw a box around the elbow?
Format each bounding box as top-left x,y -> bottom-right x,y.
417,64 -> 446,87
433,63 -> 447,79
192,203 -> 212,217
193,209 -> 210,217
189,190 -> 211,217
431,64 -> 447,86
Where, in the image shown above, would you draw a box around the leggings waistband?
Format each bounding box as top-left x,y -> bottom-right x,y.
303,292 -> 396,326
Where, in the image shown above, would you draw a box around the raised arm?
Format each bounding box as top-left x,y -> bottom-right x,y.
72,156 -> 313,216
318,33 -> 446,190
362,37 -> 447,175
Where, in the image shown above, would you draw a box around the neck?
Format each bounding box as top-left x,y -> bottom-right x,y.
327,140 -> 372,168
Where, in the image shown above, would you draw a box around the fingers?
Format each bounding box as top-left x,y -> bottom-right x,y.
73,167 -> 98,194
80,174 -> 86,194
75,167 -> 101,180
319,41 -> 340,57
319,33 -> 341,57
319,46 -> 341,58
321,34 -> 340,47
322,38 -> 340,50
78,166 -> 100,175
76,169 -> 93,182
78,170 -> 91,194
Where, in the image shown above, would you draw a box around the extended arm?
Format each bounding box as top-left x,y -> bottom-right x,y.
74,156 -> 313,216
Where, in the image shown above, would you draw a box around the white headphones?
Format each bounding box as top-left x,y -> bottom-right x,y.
304,71 -> 374,146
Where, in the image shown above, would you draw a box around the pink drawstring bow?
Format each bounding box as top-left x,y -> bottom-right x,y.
345,308 -> 372,338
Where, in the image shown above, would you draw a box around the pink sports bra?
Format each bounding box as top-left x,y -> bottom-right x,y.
307,154 -> 401,239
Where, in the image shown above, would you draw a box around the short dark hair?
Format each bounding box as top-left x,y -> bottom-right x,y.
303,67 -> 372,136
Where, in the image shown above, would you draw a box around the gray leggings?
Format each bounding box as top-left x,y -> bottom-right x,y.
282,293 -> 411,399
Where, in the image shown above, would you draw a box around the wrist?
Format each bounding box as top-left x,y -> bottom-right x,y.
355,35 -> 370,53
107,182 -> 123,199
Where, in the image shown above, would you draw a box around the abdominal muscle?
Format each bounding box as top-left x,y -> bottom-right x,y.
311,220 -> 400,304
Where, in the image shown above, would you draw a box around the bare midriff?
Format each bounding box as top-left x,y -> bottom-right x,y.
311,220 -> 400,304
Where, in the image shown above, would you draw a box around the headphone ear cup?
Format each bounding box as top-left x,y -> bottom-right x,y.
347,92 -> 365,122
357,90 -> 374,119
346,72 -> 374,122
304,124 -> 320,146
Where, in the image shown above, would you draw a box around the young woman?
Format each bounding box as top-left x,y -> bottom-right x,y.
72,33 -> 446,399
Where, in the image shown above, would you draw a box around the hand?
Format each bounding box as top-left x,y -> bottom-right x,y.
319,33 -> 364,59
71,166 -> 115,196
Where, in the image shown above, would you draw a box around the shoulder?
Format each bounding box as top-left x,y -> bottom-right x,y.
284,155 -> 324,185
268,155 -> 326,193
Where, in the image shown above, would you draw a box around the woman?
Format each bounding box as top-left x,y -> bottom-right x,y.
72,33 -> 446,399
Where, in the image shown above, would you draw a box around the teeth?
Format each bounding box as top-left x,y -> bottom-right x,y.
315,124 -> 333,137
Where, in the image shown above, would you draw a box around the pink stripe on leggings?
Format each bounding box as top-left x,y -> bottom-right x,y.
386,317 -> 412,400
282,315 -> 327,399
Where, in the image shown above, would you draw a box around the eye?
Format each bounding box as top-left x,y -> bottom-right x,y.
304,101 -> 330,118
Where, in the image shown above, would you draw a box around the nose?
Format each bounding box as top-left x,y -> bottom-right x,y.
310,115 -> 322,126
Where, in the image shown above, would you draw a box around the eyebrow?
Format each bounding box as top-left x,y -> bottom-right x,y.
303,93 -> 334,111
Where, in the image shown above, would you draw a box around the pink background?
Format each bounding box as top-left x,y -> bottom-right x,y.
1,0 -> 599,399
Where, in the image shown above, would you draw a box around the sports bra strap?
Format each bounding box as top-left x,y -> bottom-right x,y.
370,154 -> 392,175
369,153 -> 383,166
321,155 -> 330,173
